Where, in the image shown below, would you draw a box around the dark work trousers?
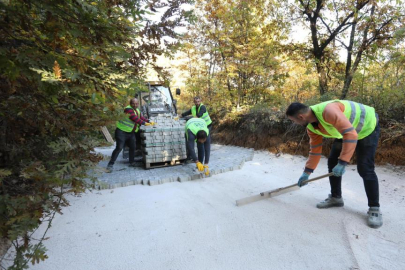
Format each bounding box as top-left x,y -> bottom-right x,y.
185,128 -> 211,164
327,121 -> 380,207
135,131 -> 142,151
198,125 -> 211,163
108,128 -> 136,166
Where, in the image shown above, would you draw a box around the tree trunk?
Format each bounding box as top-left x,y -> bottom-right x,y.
341,74 -> 354,99
315,59 -> 328,95
220,51 -> 233,99
341,4 -> 375,100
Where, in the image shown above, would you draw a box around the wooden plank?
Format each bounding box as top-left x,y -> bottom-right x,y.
236,186 -> 300,206
100,126 -> 114,144
236,173 -> 333,206
144,159 -> 186,169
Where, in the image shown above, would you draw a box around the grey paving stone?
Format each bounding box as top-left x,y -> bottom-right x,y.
178,175 -> 191,182
93,144 -> 254,190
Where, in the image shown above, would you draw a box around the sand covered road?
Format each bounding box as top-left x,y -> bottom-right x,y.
23,150 -> 405,270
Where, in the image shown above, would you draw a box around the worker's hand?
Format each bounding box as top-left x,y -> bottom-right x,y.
332,160 -> 347,177
149,121 -> 156,125
145,122 -> 152,126
297,172 -> 310,187
196,162 -> 204,172
203,165 -> 209,176
174,116 -> 179,121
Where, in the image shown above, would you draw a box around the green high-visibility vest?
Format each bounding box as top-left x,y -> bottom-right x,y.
191,104 -> 212,126
185,118 -> 209,141
116,105 -> 140,132
307,100 -> 376,140
133,108 -> 141,132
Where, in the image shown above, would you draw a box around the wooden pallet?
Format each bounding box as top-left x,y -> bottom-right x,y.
145,159 -> 186,169
100,126 -> 114,143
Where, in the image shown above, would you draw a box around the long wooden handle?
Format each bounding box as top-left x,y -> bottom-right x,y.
236,172 -> 333,206
303,172 -> 334,184
259,172 -> 333,196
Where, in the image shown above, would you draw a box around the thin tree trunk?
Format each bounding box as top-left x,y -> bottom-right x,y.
220,51 -> 233,99
341,16 -> 357,99
341,4 -> 375,99
315,59 -> 328,95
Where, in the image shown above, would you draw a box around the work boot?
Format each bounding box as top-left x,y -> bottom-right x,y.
367,207 -> 383,228
106,164 -> 113,173
134,155 -> 143,162
184,159 -> 194,165
316,194 -> 344,209
134,149 -> 142,157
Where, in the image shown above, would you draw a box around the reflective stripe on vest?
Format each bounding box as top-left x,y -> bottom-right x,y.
185,118 -> 209,141
191,104 -> 212,126
307,100 -> 376,140
133,108 -> 141,133
116,105 -> 135,132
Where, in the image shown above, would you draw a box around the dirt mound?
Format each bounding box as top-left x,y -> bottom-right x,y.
212,110 -> 405,166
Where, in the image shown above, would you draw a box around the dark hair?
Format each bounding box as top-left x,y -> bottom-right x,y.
196,130 -> 207,140
286,102 -> 309,117
194,96 -> 201,100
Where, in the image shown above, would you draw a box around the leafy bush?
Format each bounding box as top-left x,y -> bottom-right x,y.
0,0 -> 191,268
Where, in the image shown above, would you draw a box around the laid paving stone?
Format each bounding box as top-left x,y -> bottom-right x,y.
178,175 -> 191,182
93,144 -> 254,189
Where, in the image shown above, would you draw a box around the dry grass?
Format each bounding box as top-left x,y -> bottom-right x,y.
212,110 -> 405,166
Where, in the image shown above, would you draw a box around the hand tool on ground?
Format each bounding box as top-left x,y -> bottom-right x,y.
235,172 -> 333,206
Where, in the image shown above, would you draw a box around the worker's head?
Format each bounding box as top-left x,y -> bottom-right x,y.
286,102 -> 311,127
194,96 -> 201,107
130,98 -> 139,109
196,130 -> 207,143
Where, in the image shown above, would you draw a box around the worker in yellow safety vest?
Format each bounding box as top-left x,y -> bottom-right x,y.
181,96 -> 212,130
286,100 -> 382,228
185,118 -> 210,176
107,98 -> 154,172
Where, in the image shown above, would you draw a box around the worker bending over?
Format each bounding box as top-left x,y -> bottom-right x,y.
286,100 -> 382,228
185,118 -> 210,175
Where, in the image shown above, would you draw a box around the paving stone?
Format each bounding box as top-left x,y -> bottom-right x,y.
178,175 -> 191,182
93,144 -> 254,190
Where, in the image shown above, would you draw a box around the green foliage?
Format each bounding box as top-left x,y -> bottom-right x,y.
0,0 -> 192,268
177,0 -> 405,122
347,48 -> 405,120
177,0 -> 289,111
290,0 -> 405,97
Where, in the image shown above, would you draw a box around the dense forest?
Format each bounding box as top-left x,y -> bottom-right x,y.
1,0 -> 404,269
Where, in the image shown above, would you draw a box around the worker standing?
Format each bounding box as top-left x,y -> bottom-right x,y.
286,100 -> 382,228
134,102 -> 149,157
181,96 -> 212,132
107,98 -> 154,172
185,118 -> 210,175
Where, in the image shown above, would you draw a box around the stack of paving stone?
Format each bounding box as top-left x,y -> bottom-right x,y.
140,114 -> 187,168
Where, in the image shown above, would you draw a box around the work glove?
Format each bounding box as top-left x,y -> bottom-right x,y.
145,122 -> 152,126
332,160 -> 347,177
173,116 -> 179,121
149,121 -> 156,125
297,172 -> 310,187
203,165 -> 209,176
196,161 -> 204,172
